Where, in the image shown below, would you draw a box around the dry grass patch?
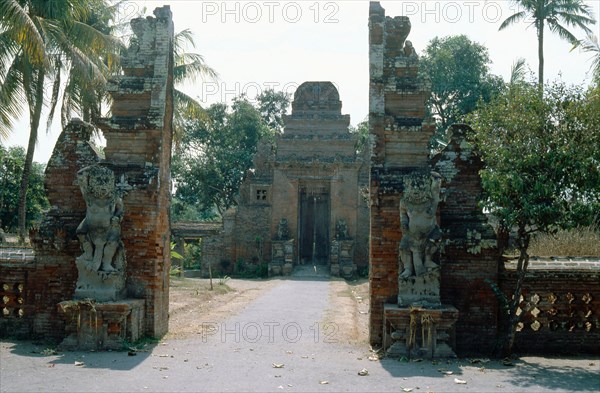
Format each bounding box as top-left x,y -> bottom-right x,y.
528,226 -> 600,257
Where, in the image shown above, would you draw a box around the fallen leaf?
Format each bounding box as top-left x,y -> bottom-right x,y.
74,361 -> 84,366
319,381 -> 329,385
358,368 -> 369,376
454,378 -> 467,384
272,363 -> 285,368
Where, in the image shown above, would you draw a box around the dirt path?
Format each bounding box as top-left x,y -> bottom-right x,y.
166,278 -> 282,339
167,275 -> 370,344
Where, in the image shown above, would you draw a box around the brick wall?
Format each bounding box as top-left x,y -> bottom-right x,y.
434,125 -> 499,354
500,260 -> 600,354
0,120 -> 102,340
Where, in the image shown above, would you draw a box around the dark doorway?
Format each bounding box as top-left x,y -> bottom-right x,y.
299,188 -> 330,265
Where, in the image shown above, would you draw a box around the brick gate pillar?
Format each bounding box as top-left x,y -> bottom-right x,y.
98,6 -> 174,338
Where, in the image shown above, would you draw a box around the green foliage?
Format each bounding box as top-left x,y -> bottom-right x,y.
469,81 -> 600,233
349,117 -> 369,154
0,0 -> 122,242
172,97 -> 274,218
170,242 -> 183,260
419,35 -> 504,148
234,258 -> 268,278
256,89 -> 291,133
0,146 -> 48,231
171,197 -> 213,221
182,242 -> 202,270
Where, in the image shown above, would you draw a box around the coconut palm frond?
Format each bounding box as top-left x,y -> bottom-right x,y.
510,58 -> 528,85
0,0 -> 46,64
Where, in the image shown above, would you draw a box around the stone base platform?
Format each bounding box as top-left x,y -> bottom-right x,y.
383,303 -> 459,359
58,299 -> 145,351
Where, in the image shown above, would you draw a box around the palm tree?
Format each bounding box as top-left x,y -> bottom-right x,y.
578,34 -> 600,83
0,0 -> 120,243
499,0 -> 596,89
172,28 -> 218,148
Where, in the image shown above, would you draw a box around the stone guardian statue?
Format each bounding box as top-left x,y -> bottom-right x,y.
399,172 -> 442,278
76,165 -> 124,273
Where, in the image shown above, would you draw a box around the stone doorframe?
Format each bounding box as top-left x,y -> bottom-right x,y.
297,182 -> 331,266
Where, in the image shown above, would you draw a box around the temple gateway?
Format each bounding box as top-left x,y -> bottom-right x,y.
200,81 -> 370,278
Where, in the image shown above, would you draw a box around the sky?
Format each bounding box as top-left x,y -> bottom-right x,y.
4,0 -> 600,164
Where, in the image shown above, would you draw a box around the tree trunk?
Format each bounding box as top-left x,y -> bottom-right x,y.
18,68 -> 45,244
537,20 -> 545,91
502,226 -> 530,357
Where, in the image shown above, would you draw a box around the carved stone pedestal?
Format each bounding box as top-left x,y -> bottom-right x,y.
330,240 -> 355,278
58,299 -> 145,351
398,267 -> 441,307
270,239 -> 294,276
383,304 -> 458,359
74,252 -> 126,302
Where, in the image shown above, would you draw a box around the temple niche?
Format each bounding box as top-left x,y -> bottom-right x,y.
210,82 -> 370,278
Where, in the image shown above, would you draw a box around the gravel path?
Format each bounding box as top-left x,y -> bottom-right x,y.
1,276 -> 598,393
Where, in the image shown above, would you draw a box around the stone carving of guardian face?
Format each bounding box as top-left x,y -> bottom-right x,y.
399,171 -> 443,278
76,165 -> 124,273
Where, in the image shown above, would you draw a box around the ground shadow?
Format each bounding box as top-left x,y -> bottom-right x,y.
378,354 -> 599,391
3,338 -> 157,371
484,357 -> 600,392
